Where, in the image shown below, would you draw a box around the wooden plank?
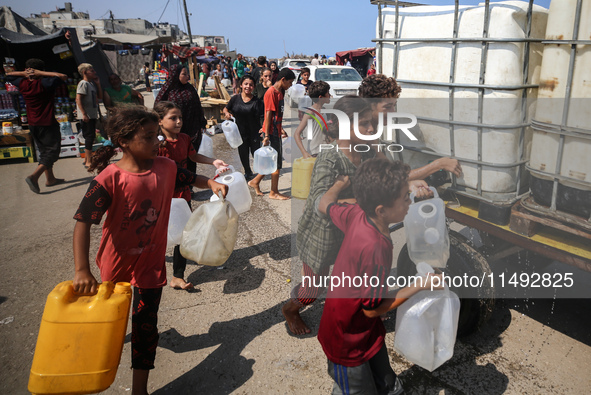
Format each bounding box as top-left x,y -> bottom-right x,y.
188,56 -> 197,88
446,205 -> 591,272
511,202 -> 591,240
214,76 -> 231,100
197,73 -> 204,97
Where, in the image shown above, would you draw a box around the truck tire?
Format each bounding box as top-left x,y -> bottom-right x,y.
396,230 -> 495,337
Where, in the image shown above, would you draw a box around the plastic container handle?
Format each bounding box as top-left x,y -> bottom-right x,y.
217,190 -> 225,202
409,186 -> 439,203
230,116 -> 236,123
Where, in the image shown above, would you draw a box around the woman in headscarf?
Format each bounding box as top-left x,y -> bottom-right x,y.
270,61 -> 279,84
155,64 -> 209,174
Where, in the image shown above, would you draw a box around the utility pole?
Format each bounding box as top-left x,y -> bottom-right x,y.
109,10 -> 115,34
182,0 -> 193,45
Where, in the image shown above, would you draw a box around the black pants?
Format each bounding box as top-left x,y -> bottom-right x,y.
238,133 -> 261,177
131,287 -> 162,370
173,245 -> 188,279
30,124 -> 61,168
80,119 -> 97,151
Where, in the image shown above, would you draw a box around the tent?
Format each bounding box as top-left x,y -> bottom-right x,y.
336,47 -> 375,77
0,27 -> 85,77
89,33 -> 174,46
0,6 -> 47,36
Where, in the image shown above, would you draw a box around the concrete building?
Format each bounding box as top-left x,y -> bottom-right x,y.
26,2 -> 185,43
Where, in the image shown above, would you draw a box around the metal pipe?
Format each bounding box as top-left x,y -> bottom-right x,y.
449,0 -> 460,188
403,147 -> 528,168
476,0 -> 491,196
515,0 -> 534,199
372,37 -> 546,43
377,3 -> 384,74
396,79 -> 538,90
415,116 -> 530,129
550,0 -> 582,211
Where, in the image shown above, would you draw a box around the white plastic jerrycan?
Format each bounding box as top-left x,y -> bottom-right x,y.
180,192 -> 238,266
167,198 -> 192,249
394,262 -> 460,372
221,116 -> 243,148
210,167 -> 252,215
198,134 -> 214,158
289,84 -> 305,106
403,187 -> 449,269
253,145 -> 278,175
282,136 -> 293,163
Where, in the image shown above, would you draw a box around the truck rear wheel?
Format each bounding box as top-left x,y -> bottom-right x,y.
396,230 -> 495,337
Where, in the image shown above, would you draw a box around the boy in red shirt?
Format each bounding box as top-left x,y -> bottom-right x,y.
7,59 -> 67,193
317,158 -> 442,394
247,68 -> 295,199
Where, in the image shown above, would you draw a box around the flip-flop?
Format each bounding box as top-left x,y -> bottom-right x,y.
25,177 -> 40,194
46,178 -> 66,187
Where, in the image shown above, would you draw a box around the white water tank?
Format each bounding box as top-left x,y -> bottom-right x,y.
527,0 -> 591,218
377,1 -> 548,203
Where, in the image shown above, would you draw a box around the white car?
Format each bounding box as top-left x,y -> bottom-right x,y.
285,65 -> 363,107
280,59 -> 311,79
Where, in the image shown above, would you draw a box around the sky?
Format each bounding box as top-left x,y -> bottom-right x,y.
7,0 -> 552,59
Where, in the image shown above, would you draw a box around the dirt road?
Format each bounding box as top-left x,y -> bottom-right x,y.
1,97 -> 590,394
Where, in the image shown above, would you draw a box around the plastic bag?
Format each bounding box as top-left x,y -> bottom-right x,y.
180,192 -> 238,266
394,263 -> 460,372
167,198 -> 191,249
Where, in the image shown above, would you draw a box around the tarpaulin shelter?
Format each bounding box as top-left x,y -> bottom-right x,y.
336,47 -> 375,77
161,44 -> 211,60
0,6 -> 47,36
90,33 -> 174,46
0,26 -> 85,77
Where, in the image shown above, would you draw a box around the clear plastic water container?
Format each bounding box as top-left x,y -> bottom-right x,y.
221,116 -> 243,149
198,134 -> 214,158
282,136 -> 293,163
180,192 -> 239,266
253,146 -> 278,175
394,262 -> 460,372
403,187 -> 449,269
167,198 -> 192,248
210,168 -> 252,215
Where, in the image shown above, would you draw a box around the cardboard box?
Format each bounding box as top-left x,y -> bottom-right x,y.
0,146 -> 33,160
59,145 -> 80,158
61,135 -> 78,146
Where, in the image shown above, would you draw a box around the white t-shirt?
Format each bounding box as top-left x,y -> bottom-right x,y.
311,58 -> 320,65
300,117 -> 325,156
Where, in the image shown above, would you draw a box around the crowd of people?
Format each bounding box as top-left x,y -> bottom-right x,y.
11,53 -> 464,395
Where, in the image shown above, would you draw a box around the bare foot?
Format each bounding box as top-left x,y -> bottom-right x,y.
248,180 -> 263,196
282,300 -> 311,335
169,277 -> 194,290
269,191 -> 290,200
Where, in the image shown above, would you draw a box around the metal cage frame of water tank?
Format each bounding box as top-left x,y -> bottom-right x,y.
525,0 -> 591,222
371,0 -> 543,205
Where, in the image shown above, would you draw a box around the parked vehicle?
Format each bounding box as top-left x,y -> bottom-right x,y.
280,59 -> 311,79
284,65 -> 362,107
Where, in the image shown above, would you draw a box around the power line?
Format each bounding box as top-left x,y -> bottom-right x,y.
157,0 -> 172,23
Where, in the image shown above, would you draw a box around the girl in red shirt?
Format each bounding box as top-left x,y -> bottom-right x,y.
154,101 -> 229,290
72,107 -> 227,395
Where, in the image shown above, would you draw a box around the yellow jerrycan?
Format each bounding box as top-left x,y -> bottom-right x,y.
291,157 -> 316,199
28,281 -> 132,394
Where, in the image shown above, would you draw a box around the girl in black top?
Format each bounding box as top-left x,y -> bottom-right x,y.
223,75 -> 264,180
254,67 -> 273,100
